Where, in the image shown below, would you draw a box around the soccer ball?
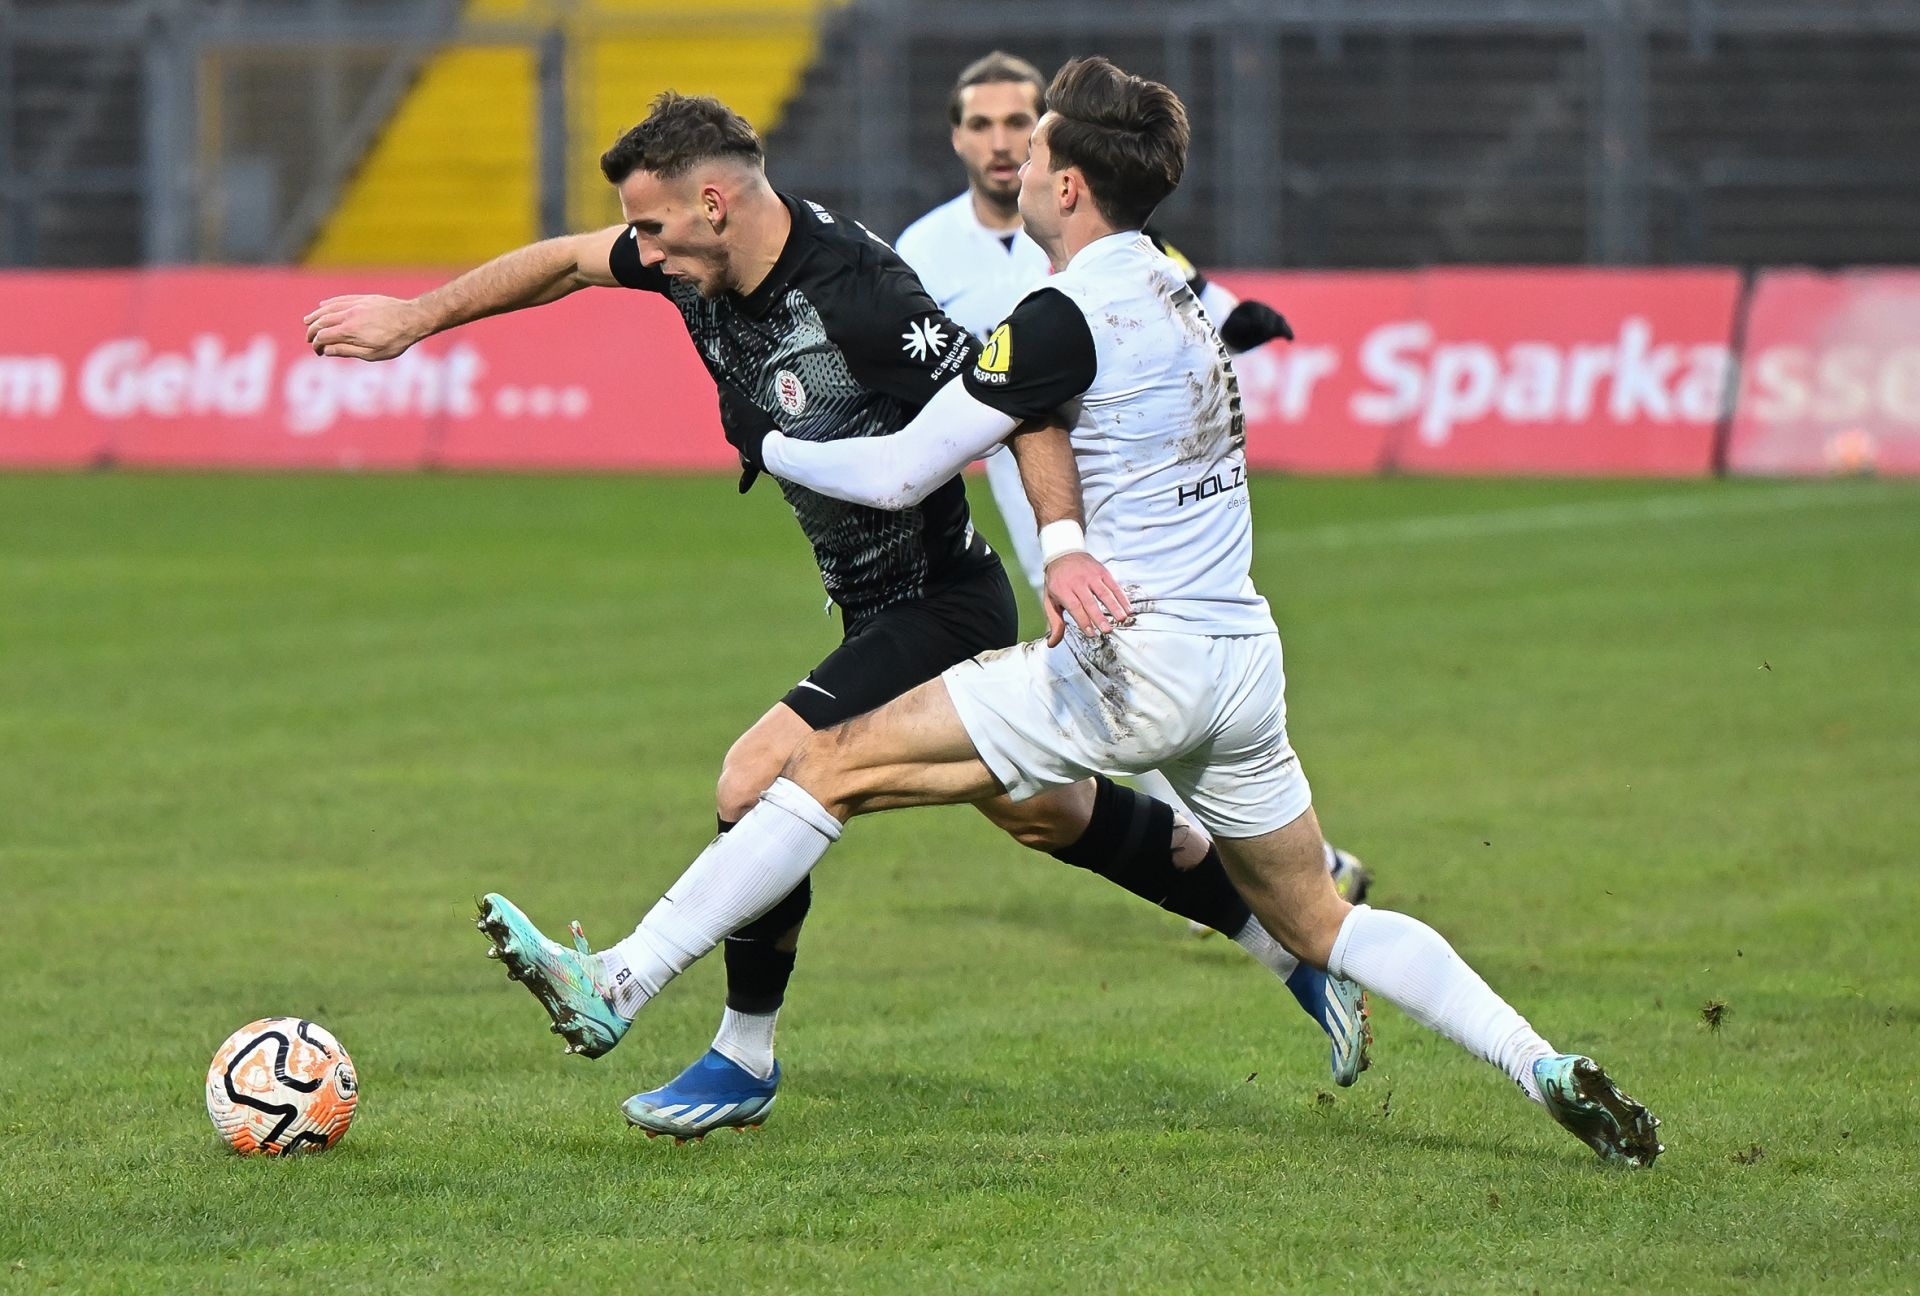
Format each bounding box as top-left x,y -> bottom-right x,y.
1825,428 -> 1879,476
205,1018 -> 359,1155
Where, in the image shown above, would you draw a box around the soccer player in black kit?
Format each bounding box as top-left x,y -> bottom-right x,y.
304,92 -> 1368,1138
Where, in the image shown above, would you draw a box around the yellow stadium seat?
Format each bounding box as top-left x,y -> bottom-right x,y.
305,0 -> 842,267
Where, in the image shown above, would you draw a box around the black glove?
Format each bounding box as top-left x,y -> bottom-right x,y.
718,394 -> 777,493
1219,299 -> 1294,353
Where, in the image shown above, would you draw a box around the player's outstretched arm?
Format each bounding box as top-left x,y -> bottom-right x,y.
759,378 -> 1020,511
302,225 -> 629,360
1009,422 -> 1131,645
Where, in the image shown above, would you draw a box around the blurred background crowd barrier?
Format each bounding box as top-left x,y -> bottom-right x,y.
1,0 -> 1915,475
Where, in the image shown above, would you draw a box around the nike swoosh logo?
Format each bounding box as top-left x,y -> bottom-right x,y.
795,680 -> 836,699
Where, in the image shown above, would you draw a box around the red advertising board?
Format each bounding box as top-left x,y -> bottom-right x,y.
1727,269 -> 1920,477
107,270 -> 444,469
431,290 -> 728,471
1217,267 -> 1742,476
0,269 -> 732,472
1209,270 -> 1416,473
19,263 -> 1919,479
0,273 -> 137,467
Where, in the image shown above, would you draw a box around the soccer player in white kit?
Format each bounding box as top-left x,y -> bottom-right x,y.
896,51 -> 1368,915
897,52 -> 1293,598
480,57 -> 1662,1166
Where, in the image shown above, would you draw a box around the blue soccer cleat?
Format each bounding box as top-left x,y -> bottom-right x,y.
1286,964 -> 1372,1087
475,894 -> 629,1059
622,1049 -> 780,1142
1534,1054 -> 1663,1167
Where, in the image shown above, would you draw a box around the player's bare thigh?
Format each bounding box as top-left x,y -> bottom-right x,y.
717,702 -> 813,822
1212,805 -> 1353,968
972,779 -> 1096,852
783,677 -> 1005,820
734,694 -> 1111,858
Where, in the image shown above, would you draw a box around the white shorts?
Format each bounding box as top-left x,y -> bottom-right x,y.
943,626 -> 1312,840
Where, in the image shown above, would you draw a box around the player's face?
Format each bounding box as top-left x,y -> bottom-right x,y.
951,81 -> 1040,211
1016,116 -> 1062,243
618,169 -> 733,298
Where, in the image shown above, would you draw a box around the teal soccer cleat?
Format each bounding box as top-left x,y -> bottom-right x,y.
475,894 -> 629,1059
1325,973 -> 1372,1087
1285,964 -> 1372,1087
622,1049 -> 780,1142
1534,1054 -> 1663,1167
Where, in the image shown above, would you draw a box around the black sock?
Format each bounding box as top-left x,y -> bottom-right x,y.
1050,775 -> 1253,934
721,876 -> 811,1014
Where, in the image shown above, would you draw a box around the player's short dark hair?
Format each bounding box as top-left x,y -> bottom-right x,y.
947,50 -> 1046,125
600,92 -> 764,184
1041,57 -> 1188,229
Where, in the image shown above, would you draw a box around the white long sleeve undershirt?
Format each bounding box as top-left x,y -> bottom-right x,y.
760,378 -> 1021,511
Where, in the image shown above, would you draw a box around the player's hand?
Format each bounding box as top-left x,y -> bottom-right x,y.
1043,551 -> 1133,646
1219,299 -> 1294,352
303,295 -> 429,360
719,397 -> 776,480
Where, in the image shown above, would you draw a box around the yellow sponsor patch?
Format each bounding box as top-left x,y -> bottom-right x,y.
977,323 -> 1012,374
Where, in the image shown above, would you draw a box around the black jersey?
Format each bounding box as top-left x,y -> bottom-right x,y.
611,193 -> 999,618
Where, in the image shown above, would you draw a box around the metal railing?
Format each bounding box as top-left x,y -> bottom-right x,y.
3,0 -> 1919,267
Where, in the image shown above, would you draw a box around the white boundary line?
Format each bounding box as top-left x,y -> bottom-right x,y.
1260,482 -> 1915,551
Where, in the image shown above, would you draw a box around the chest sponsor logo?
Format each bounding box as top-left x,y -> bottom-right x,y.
774,369 -> 808,416
901,317 -> 950,365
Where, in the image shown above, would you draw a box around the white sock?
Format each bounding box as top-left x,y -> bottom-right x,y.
1229,915 -> 1301,981
1328,905 -> 1556,1102
711,1007 -> 778,1080
603,778 -> 842,1020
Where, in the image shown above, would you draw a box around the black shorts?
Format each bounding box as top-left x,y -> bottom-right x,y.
781,565 -> 1021,730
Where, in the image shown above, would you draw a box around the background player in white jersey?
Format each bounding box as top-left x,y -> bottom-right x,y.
477,57 -> 1661,1166
896,51 -> 1368,917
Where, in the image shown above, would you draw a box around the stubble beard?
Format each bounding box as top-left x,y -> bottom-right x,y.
972,169 -> 1022,222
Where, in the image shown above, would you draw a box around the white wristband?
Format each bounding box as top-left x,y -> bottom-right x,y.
1038,519 -> 1088,568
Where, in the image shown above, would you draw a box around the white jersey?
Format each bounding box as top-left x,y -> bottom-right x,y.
960,232 -> 1275,637
895,193 -> 1050,343
898,196 -> 1248,595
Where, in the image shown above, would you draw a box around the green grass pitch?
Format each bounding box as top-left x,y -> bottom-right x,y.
2,472 -> 1915,1294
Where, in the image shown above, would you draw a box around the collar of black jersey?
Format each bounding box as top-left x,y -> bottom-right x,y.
732,193 -> 814,317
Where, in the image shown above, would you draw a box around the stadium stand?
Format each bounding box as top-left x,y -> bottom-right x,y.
768,10 -> 1920,269
565,0 -> 839,231
304,50 -> 536,267
7,32 -> 145,267
1,1 -> 1916,270
1648,31 -> 1920,266
305,0 -> 837,266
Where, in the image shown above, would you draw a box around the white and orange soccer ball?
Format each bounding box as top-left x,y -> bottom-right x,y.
205,1018 -> 359,1155
1825,428 -> 1879,476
